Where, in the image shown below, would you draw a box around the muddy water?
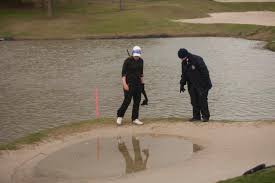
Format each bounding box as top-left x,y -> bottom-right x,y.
0,37 -> 275,143
32,135 -> 193,182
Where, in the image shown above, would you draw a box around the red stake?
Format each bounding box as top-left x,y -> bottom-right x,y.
95,87 -> 100,118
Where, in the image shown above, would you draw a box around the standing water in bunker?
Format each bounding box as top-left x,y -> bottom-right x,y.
26,134 -> 194,182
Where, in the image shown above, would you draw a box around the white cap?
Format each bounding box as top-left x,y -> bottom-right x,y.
132,46 -> 141,57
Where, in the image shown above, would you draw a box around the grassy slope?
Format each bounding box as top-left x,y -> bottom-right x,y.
218,168 -> 275,183
0,0 -> 275,50
0,117 -> 186,150
0,118 -> 112,150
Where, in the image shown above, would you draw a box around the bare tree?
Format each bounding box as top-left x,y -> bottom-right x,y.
0,0 -> 22,7
120,0 -> 124,11
47,0 -> 54,17
41,0 -> 46,9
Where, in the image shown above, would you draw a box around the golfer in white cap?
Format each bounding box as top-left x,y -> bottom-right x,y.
116,46 -> 144,125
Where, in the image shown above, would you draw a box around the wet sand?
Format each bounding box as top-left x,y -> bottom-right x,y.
174,11 -> 275,26
1,121 -> 275,183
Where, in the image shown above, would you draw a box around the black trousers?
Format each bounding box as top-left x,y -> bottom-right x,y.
188,86 -> 210,120
117,84 -> 141,121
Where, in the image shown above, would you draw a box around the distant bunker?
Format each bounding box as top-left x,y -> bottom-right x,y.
174,11 -> 275,27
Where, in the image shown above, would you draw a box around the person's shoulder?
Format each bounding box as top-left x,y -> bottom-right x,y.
191,54 -> 204,64
124,56 -> 132,62
191,54 -> 202,60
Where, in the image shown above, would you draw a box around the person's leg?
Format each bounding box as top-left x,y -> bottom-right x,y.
198,89 -> 210,121
117,88 -> 133,118
132,86 -> 141,121
118,141 -> 134,173
188,87 -> 201,120
132,137 -> 142,163
132,136 -> 144,171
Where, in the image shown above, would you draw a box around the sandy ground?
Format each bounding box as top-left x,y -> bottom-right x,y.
1,121 -> 275,183
174,11 -> 275,26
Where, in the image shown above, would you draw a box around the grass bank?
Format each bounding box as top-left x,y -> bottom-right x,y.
0,118 -> 112,150
218,168 -> 275,183
0,0 -> 275,51
0,117 -> 185,150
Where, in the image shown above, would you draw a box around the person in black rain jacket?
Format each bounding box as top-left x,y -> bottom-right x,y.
178,48 -> 212,122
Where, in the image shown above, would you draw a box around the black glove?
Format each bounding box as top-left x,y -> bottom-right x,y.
141,83 -> 148,105
140,83 -> 144,92
180,84 -> 185,93
141,99 -> 148,105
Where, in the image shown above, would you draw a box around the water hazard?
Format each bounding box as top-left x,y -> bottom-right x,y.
1,37 -> 275,143
32,134 -> 194,182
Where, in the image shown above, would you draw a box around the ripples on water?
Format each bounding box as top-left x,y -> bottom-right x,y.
0,37 -> 275,143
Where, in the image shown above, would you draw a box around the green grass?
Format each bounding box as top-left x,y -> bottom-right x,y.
0,117 -> 207,150
218,168 -> 275,183
0,117 -> 193,150
266,41 -> 275,50
0,118 -> 113,150
0,0 -> 275,50
0,132 -> 48,150
0,117 -> 189,150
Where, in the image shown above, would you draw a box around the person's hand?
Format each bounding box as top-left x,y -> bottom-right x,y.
141,83 -> 145,90
123,84 -> 129,91
141,99 -> 148,106
180,84 -> 185,93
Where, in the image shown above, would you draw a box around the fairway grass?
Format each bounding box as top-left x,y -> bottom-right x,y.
0,0 -> 275,51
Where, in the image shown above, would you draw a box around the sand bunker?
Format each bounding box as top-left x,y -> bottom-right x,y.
174,11 -> 275,26
1,121 -> 275,183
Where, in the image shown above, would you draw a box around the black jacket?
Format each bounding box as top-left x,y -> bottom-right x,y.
122,56 -> 144,85
181,54 -> 212,90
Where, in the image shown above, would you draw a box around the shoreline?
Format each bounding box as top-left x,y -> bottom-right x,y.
1,33 -> 274,52
0,32 -> 271,41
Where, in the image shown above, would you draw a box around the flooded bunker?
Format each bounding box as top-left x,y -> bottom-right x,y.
32,134 -> 197,182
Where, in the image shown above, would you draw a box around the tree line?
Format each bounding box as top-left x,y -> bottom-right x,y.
1,0 -> 56,17
1,0 -> 127,17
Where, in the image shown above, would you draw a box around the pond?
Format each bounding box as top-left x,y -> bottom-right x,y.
0,37 -> 275,143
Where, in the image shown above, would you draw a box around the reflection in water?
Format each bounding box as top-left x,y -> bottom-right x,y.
118,136 -> 149,174
32,135 -> 193,182
193,144 -> 202,152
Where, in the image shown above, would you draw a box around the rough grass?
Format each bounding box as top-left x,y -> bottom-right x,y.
266,41 -> 275,50
0,0 -> 275,50
0,118 -> 113,150
0,117 -> 192,150
217,168 -> 275,183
